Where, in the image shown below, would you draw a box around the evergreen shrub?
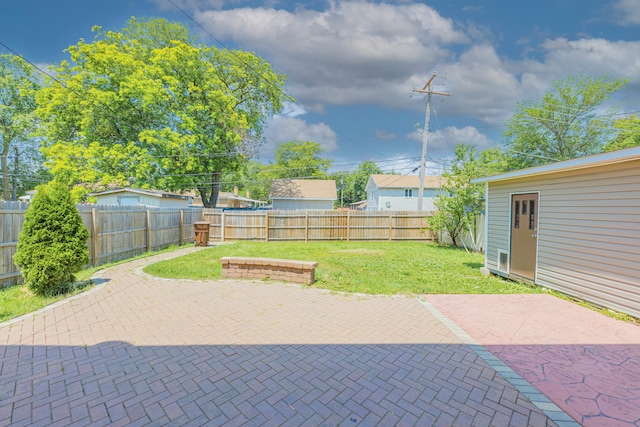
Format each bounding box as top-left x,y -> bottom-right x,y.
14,181 -> 89,295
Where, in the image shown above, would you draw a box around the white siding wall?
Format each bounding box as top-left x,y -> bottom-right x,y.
154,198 -> 191,208
95,192 -> 190,208
368,188 -> 438,211
272,199 -> 334,210
95,194 -> 123,205
485,160 -> 640,318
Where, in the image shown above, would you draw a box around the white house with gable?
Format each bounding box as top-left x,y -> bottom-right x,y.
365,174 -> 442,211
90,188 -> 193,208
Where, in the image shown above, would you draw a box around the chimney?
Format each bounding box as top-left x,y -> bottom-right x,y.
234,186 -> 238,197
246,190 -> 250,199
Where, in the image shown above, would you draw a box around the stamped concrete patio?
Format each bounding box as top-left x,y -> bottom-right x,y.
0,246 -> 635,426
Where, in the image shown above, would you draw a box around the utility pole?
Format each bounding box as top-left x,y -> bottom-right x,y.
412,72 -> 450,211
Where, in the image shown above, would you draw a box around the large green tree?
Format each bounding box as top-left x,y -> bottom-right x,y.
334,160 -> 382,207
430,145 -> 506,250
263,141 -> 333,180
0,54 -> 41,200
603,115 -> 640,152
36,17 -> 290,207
503,74 -> 627,168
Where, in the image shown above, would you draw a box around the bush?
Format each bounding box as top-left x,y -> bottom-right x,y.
14,181 -> 89,296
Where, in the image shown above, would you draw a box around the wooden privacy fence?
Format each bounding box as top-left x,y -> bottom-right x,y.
0,202 -> 203,287
77,205 -> 203,266
202,209 -> 435,242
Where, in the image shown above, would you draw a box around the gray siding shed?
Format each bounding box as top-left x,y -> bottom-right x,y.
474,147 -> 640,318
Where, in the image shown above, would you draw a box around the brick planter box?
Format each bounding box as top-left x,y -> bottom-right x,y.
220,257 -> 318,285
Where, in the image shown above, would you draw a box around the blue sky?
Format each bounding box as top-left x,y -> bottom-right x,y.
2,0 -> 640,175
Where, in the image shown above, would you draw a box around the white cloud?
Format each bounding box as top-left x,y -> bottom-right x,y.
261,116 -> 338,159
536,38 -> 640,80
614,0 -> 640,25
280,101 -> 307,118
407,126 -> 495,157
192,1 -> 640,128
196,2 -> 469,108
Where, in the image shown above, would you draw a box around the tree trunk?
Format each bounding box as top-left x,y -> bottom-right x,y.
11,146 -> 18,201
197,172 -> 221,208
1,152 -> 9,201
210,172 -> 220,208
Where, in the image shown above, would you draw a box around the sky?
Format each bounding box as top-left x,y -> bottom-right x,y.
2,0 -> 640,176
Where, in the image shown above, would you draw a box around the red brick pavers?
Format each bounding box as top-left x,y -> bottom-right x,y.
1,248 -> 557,426
426,294 -> 640,426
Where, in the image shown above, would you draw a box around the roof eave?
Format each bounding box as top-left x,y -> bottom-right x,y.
472,147 -> 640,184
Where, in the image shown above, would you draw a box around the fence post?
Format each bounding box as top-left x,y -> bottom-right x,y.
305,211 -> 309,242
146,209 -> 152,252
91,208 -> 99,266
264,210 -> 269,242
179,210 -> 184,246
346,211 -> 350,242
388,213 -> 393,241
220,211 -> 225,242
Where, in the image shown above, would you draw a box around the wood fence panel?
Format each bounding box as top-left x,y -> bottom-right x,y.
307,211 -> 348,241
391,212 -> 432,241
268,211 -> 306,241
347,211 -> 391,240
182,209 -> 200,243
0,204 -> 203,287
200,209 -> 436,243
202,209 -> 223,241
224,211 -> 266,241
93,205 -> 149,265
0,202 -> 29,286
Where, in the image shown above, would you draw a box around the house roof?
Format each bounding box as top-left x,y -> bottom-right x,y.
369,174 -> 442,189
217,191 -> 267,205
269,179 -> 337,200
349,200 -> 367,207
90,187 -> 191,200
472,146 -> 640,184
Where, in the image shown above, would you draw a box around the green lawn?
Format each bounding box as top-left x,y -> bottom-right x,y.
144,241 -> 540,295
0,283 -> 89,323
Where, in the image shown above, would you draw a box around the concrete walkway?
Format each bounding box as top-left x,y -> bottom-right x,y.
0,247 -> 562,426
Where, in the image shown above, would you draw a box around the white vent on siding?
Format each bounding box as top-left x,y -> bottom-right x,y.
498,250 -> 508,272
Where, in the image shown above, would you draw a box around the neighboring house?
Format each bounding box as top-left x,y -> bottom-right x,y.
217,188 -> 267,209
18,190 -> 37,202
365,174 -> 442,211
349,200 -> 367,210
190,188 -> 267,208
269,179 -> 337,210
473,146 -> 640,318
91,188 -> 193,208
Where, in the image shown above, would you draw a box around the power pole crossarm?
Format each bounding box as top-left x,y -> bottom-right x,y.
412,72 -> 450,212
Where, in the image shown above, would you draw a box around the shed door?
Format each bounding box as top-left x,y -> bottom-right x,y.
510,193 -> 538,281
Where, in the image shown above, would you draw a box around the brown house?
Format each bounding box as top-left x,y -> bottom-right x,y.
269,179 -> 337,210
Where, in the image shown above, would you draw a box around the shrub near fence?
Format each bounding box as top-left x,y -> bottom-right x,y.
202,209 -> 435,242
0,203 -> 203,287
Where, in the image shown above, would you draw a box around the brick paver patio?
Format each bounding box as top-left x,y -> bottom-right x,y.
0,247 -> 561,426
